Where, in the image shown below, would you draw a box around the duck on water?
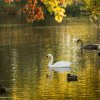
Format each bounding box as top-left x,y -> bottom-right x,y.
67,74 -> 78,82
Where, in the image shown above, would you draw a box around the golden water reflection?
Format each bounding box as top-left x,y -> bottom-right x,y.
0,17 -> 100,100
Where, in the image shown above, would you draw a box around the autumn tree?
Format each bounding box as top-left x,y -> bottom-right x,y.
3,0 -> 74,23
22,0 -> 69,23
83,0 -> 100,29
2,0 -> 100,26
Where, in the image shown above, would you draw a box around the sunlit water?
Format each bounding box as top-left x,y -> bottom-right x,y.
0,17 -> 100,100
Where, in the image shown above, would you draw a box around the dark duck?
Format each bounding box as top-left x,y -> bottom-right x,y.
77,39 -> 100,56
67,74 -> 78,82
0,85 -> 7,95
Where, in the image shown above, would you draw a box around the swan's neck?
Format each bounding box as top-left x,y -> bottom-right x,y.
48,56 -> 53,67
81,42 -> 83,48
79,40 -> 83,48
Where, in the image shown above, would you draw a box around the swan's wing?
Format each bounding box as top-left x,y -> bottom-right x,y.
84,44 -> 99,50
51,67 -> 71,73
52,61 -> 71,67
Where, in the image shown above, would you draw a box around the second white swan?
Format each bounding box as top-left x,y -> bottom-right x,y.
47,54 -> 72,68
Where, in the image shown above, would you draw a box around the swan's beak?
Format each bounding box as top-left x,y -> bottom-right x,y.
77,40 -> 79,43
77,40 -> 80,43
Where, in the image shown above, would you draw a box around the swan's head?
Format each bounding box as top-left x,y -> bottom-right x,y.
67,74 -> 71,77
47,54 -> 53,58
77,39 -> 82,43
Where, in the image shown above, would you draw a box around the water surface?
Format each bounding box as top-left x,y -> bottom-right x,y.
0,17 -> 100,100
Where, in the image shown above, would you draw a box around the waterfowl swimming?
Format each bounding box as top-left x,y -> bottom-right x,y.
77,39 -> 100,56
47,54 -> 72,68
67,74 -> 78,82
0,85 -> 7,95
77,39 -> 100,50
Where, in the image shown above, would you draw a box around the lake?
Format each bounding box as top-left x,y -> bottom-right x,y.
0,17 -> 100,100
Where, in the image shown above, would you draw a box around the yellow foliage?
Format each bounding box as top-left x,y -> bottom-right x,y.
55,15 -> 63,22
42,0 -> 73,22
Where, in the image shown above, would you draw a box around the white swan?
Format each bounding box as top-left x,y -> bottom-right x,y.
47,54 -> 72,68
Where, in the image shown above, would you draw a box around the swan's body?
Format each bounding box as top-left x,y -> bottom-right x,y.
77,39 -> 100,50
49,61 -> 71,67
47,54 -> 71,68
67,74 -> 78,82
77,39 -> 100,56
83,44 -> 100,50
